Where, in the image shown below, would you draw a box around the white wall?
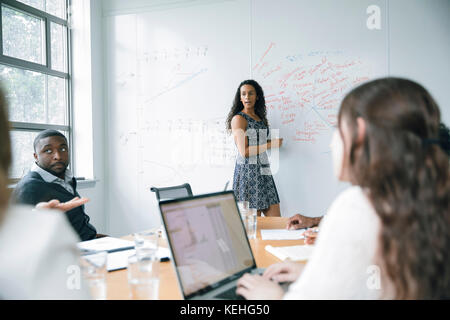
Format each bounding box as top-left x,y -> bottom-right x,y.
389,0 -> 450,125
102,0 -> 228,16
71,0 -> 106,234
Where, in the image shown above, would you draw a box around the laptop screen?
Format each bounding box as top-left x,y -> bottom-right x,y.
159,191 -> 256,298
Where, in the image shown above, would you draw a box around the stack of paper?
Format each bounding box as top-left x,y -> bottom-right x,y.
260,229 -> 306,240
77,237 -> 171,272
77,237 -> 134,253
106,247 -> 171,272
265,244 -> 315,261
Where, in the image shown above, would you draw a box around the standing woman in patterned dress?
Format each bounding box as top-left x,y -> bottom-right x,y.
226,80 -> 283,216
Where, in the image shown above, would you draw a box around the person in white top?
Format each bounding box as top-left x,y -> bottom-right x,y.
0,86 -> 91,299
0,206 -> 91,299
236,77 -> 450,300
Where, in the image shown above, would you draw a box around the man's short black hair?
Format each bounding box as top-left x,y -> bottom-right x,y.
33,129 -> 67,152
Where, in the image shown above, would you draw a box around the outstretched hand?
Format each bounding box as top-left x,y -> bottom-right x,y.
35,197 -> 89,212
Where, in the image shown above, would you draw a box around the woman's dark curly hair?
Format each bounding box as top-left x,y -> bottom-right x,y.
226,79 -> 269,132
338,77 -> 450,299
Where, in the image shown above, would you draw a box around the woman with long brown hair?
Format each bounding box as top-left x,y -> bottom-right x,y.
236,77 -> 450,299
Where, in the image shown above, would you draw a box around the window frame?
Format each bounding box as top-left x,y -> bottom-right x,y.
0,0 -> 72,182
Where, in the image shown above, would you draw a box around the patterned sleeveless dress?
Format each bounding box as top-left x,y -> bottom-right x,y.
232,112 -> 280,210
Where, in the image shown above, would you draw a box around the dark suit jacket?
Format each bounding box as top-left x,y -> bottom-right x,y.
13,171 -> 97,241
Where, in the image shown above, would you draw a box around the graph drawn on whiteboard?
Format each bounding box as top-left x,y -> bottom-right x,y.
138,45 -> 210,105
119,117 -> 236,186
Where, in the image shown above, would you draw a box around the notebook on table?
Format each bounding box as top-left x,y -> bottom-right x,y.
77,236 -> 171,271
265,244 -> 315,261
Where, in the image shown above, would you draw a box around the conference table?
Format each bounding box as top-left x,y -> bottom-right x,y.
106,217 -> 306,300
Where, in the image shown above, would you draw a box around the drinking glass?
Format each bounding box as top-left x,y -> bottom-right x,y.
79,251 -> 108,300
127,254 -> 160,300
238,201 -> 257,239
133,230 -> 159,259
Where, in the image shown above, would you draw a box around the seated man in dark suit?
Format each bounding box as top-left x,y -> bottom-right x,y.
13,130 -> 98,241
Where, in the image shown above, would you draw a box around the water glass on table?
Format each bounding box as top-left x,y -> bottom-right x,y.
133,230 -> 159,259
238,201 -> 257,239
237,200 -> 249,215
79,250 -> 108,300
127,254 -> 160,300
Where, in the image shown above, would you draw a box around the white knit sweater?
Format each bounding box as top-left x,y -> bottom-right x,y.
284,186 -> 383,300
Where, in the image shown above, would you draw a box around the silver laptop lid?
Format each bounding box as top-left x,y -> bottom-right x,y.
159,191 -> 256,299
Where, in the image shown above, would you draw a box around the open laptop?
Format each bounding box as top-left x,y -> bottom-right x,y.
158,191 -> 263,300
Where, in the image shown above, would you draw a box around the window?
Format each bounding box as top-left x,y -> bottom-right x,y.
0,0 -> 70,180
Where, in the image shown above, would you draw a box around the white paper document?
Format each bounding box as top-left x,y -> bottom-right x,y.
260,229 -> 306,240
107,249 -> 136,271
77,237 -> 134,253
265,245 -> 315,261
106,247 -> 172,272
78,237 -> 172,271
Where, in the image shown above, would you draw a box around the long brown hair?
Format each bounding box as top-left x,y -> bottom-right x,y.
339,78 -> 450,299
0,84 -> 11,221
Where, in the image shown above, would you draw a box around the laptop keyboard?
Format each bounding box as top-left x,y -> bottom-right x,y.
215,286 -> 245,300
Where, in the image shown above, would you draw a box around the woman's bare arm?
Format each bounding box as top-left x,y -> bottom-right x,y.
231,115 -> 282,158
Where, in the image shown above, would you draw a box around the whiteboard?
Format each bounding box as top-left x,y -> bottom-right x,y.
105,0 -> 388,235
106,0 -> 250,234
